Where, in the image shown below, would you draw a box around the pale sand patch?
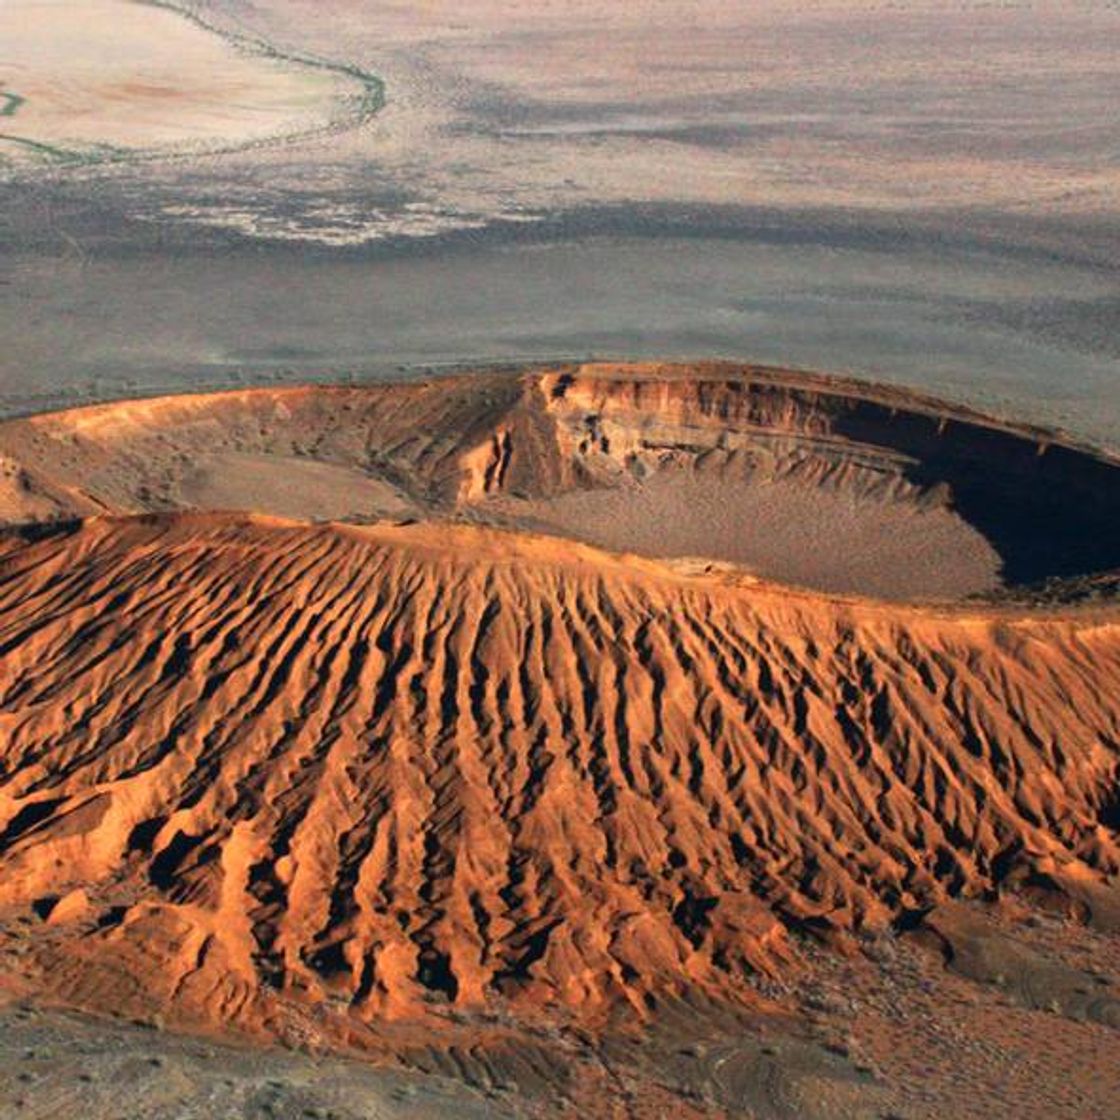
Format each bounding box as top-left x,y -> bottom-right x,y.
1,0 -> 356,160
496,464 -> 1003,601
178,452 -> 414,522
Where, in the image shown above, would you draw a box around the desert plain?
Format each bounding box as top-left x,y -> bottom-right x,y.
2,3 -> 1120,1119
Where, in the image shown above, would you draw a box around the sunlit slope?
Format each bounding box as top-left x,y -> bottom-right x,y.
0,513 -> 1116,1040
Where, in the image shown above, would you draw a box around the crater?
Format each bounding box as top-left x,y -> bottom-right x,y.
1,361 -> 1118,602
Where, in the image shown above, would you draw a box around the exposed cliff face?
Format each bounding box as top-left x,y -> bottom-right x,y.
0,513 -> 1117,1044
530,365 -> 1120,586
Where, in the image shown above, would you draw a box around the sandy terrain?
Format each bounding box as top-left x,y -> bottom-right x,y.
0,363 -> 1116,597
178,453 -> 412,522
0,1002 -> 504,1120
4,916 -> 1120,1120
31,0 -> 1108,228
1,509 -> 1117,1019
6,0 -> 1119,219
0,511 -> 1118,1114
5,234 -> 1118,454
488,463 -> 1002,600
308,0 -> 1120,219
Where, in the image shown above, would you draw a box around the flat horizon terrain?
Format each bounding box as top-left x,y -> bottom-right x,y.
3,0 -> 1120,445
2,3 -> 1119,1118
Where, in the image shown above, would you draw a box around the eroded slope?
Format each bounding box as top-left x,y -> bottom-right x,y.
0,513 -> 1117,1047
